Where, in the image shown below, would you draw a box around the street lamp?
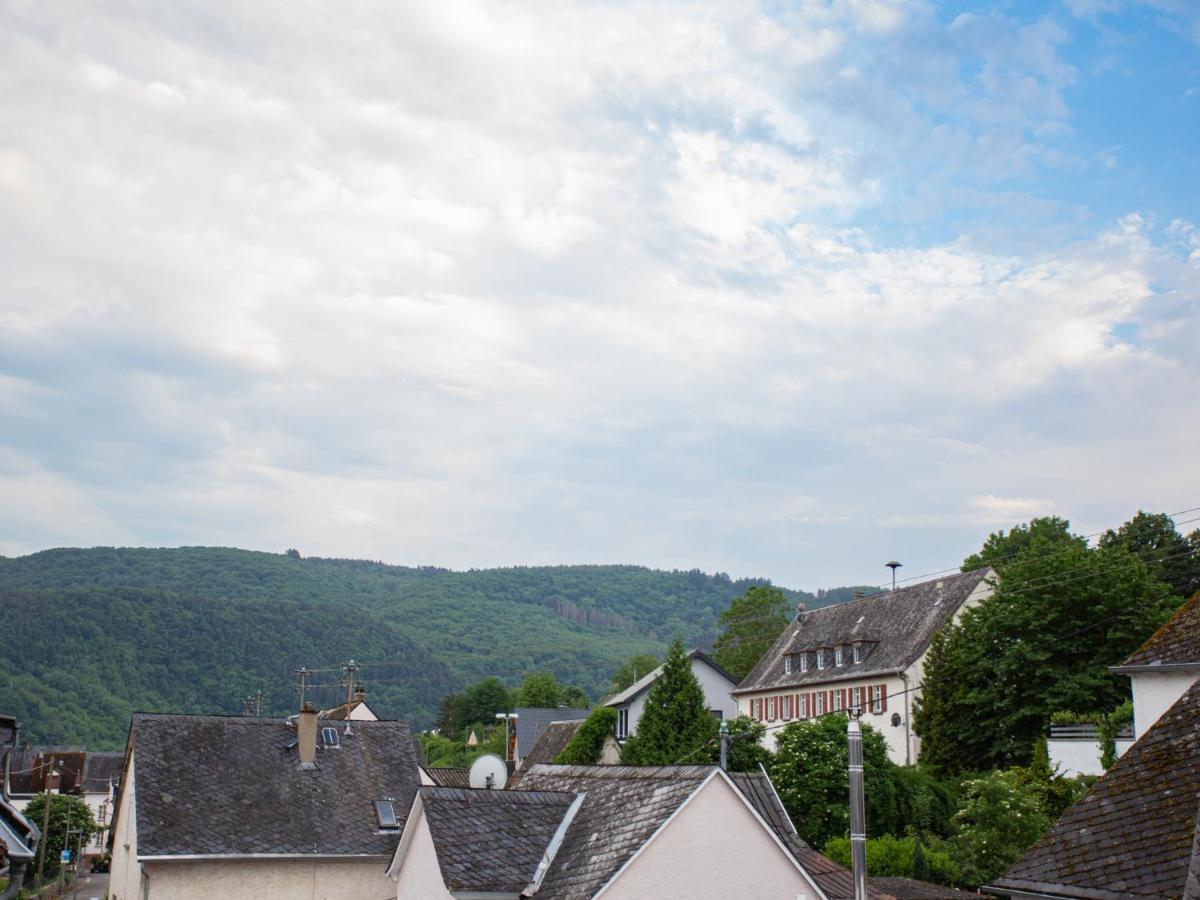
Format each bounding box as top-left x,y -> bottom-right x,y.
494,712 -> 519,762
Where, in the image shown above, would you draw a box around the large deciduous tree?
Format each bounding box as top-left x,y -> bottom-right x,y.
516,672 -> 565,708
25,794 -> 99,881
961,516 -> 1083,573
1098,510 -> 1200,599
918,520 -> 1176,774
620,639 -> 717,765
712,585 -> 792,681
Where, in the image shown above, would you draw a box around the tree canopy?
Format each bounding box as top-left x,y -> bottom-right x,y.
961,516 -> 1084,573
608,653 -> 661,694
554,707 -> 618,764
25,794 -> 99,881
712,585 -> 793,681
619,639 -> 718,765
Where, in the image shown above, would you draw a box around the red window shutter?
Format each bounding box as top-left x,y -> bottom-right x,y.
880,684 -> 888,712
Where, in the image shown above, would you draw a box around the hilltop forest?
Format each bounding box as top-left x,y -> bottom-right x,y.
0,547 -> 873,748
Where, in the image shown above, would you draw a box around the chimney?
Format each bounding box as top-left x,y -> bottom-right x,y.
352,684 -> 366,704
796,602 -> 807,622
298,704 -> 319,769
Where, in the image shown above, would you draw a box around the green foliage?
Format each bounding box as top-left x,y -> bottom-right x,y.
1097,700 -> 1133,770
894,765 -> 957,838
961,516 -> 1084,572
767,714 -> 902,849
608,653 -> 661,694
419,726 -> 505,768
824,835 -> 960,886
561,686 -> 590,708
1015,737 -> 1090,820
516,672 -> 568,708
25,794 -> 99,881
620,639 -> 718,765
917,519 -> 1176,774
712,715 -> 772,773
446,678 -> 513,740
554,707 -> 618,764
947,770 -> 1049,886
1099,511 -> 1200,599
0,548 -> 800,745
712,585 -> 792,681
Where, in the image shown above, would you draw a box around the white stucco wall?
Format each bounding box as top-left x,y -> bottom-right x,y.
600,774 -> 821,900
109,756 -> 139,900
1047,737 -> 1134,778
392,804 -> 454,900
140,858 -> 393,900
1130,670 -> 1200,738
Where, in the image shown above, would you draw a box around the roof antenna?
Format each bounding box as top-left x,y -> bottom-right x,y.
885,561 -> 902,591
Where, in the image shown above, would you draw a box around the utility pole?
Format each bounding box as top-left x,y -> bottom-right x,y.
36,756 -> 56,884
848,710 -> 867,900
295,668 -> 310,709
718,719 -> 729,771
251,690 -> 264,717
343,660 -> 358,706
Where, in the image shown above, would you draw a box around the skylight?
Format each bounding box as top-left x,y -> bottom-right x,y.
374,800 -> 399,830
322,727 -> 340,748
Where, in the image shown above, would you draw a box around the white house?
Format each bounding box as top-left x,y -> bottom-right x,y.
604,650 -> 738,742
387,763 -> 892,900
732,569 -> 995,766
109,709 -> 421,900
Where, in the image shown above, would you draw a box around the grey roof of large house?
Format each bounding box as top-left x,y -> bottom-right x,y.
1116,592 -> 1200,669
514,707 -> 591,760
604,649 -> 737,707
727,770 -> 892,900
521,720 -> 585,768
515,764 -> 714,899
418,786 -> 578,894
735,569 -> 992,694
125,713 -> 420,858
990,675 -> 1200,898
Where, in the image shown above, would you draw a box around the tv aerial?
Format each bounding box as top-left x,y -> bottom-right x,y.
468,753 -> 508,790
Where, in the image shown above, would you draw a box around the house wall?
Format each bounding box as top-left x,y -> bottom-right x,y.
600,775 -> 822,900
392,805 -> 454,900
1130,670 -> 1200,739
109,756 -> 139,900
1047,737 -> 1135,778
140,858 -> 393,900
624,659 -> 737,739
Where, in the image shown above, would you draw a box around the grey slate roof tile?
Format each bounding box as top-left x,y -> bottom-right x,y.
992,675 -> 1200,898
419,786 -> 577,893
870,876 -> 988,899
514,707 -> 591,759
1121,593 -> 1200,667
736,569 -> 991,693
522,720 -> 585,768
129,713 -> 420,857
424,766 -> 471,789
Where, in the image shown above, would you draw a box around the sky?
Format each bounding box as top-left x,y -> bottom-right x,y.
1,0 -> 1197,590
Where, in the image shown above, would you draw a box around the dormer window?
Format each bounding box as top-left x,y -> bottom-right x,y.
816,650 -> 825,670
784,656 -> 792,675
834,646 -> 844,667
852,644 -> 862,664
799,653 -> 808,673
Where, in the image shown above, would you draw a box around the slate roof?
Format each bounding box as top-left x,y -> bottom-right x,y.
990,675 -> 1200,898
80,752 -> 124,794
1118,592 -> 1200,669
515,764 -> 714,899
126,713 -> 420,857
605,650 -> 737,707
735,569 -> 993,694
871,877 -> 986,899
522,720 -> 584,768
423,767 -> 471,789
727,770 -> 892,900
514,707 -> 591,760
418,786 -> 578,894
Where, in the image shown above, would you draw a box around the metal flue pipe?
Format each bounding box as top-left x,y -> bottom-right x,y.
848,712 -> 867,900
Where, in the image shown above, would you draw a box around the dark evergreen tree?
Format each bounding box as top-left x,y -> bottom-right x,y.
620,639 -> 718,765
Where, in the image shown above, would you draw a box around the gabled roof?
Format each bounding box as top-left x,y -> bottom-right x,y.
727,770 -> 892,900
514,707 -> 591,760
515,764 -> 715,898
126,713 -> 420,858
80,752 -> 124,794
0,795 -> 38,861
1116,592 -> 1200,670
735,569 -> 993,694
417,786 -> 580,894
423,767 -> 471,789
521,720 -> 584,768
604,650 -> 737,708
989,675 -> 1200,898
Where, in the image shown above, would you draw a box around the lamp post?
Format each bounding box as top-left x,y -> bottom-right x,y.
885,561 -> 902,591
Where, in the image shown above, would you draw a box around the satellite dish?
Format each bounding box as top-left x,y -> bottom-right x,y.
469,753 -> 508,791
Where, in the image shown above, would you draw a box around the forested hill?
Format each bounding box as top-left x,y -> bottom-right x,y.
0,547 -> 868,748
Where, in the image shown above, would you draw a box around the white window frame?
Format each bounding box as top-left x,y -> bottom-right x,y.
853,644 -> 861,664
799,694 -> 808,718
618,707 -> 629,738
816,650 -> 825,670
784,656 -> 792,675
833,691 -> 842,712
835,646 -> 844,667
799,653 -> 808,673
871,686 -> 883,714
851,687 -> 862,713
816,692 -> 825,715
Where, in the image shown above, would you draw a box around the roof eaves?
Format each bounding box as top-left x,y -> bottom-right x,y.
731,668 -> 905,695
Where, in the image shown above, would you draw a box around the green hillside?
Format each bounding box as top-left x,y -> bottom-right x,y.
0,547 -> 865,748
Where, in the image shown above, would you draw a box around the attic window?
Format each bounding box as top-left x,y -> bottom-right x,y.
852,644 -> 862,664
816,650 -> 825,670
799,653 -> 808,673
322,727 -> 340,748
374,800 -> 399,830
784,657 -> 792,675
834,646 -> 844,667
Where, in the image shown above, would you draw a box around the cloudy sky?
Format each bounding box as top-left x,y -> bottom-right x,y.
1,0 -> 1197,589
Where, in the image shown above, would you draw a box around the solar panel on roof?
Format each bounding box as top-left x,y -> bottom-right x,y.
374,799 -> 398,829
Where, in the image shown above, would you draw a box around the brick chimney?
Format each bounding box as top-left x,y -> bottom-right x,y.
298,704 -> 318,769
